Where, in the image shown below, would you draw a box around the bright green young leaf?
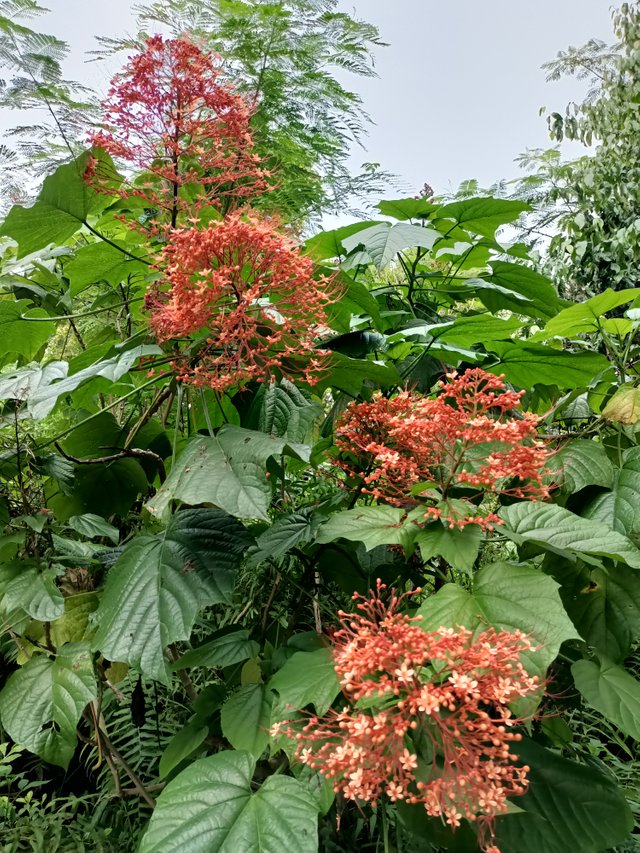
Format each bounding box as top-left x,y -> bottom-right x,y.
221,684 -> 272,758
435,198 -> 530,238
414,522 -> 482,574
269,646 -> 340,716
0,151 -> 112,258
0,300 -> 55,362
138,750 -> 319,853
316,506 -> 415,552
494,738 -> 633,853
303,221 -> 377,260
554,440 -> 614,493
487,342 -> 609,389
583,447 -> 640,538
146,427 -> 310,522
573,657 -> 640,741
538,288 -> 640,339
0,643 -> 96,768
158,721 -> 209,780
500,501 -> 640,567
416,562 -> 578,681
65,240 -> 148,295
341,221 -> 439,269
174,628 -> 259,671
92,509 -> 253,683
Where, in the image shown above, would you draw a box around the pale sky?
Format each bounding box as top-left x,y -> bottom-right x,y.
21,1 -> 616,195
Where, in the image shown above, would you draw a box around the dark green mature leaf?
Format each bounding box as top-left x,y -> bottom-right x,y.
0,562 -> 64,622
314,353 -> 400,396
573,657 -> 640,741
500,501 -> 640,567
174,629 -> 259,671
376,198 -> 437,221
0,151 -> 112,257
0,643 -> 96,768
269,647 -> 340,716
487,342 -> 609,389
554,440 -> 614,493
583,448 -> 640,538
341,221 -> 439,269
146,427 -> 310,522
138,750 -> 319,853
65,240 -> 148,295
66,513 -> 119,544
0,300 -> 55,361
480,261 -> 561,319
435,198 -> 531,238
552,561 -> 640,661
221,684 -> 272,758
417,562 -> 578,682
250,509 -> 321,565
495,738 -> 633,853
92,509 -> 253,683
251,379 -> 322,443
414,522 -> 482,574
158,721 -> 209,780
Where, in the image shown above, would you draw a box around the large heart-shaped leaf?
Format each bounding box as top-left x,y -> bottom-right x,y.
269,646 -> 340,717
494,738 -> 633,853
146,427 -> 310,522
342,221 -> 439,269
92,509 -> 253,682
573,657 -> 640,741
487,342 -> 609,390
0,300 -> 56,362
554,439 -> 614,493
0,643 -> 96,768
316,506 -> 414,552
583,447 -> 640,539
65,240 -> 148,295
500,501 -> 640,567
221,684 -> 273,757
538,287 -> 640,339
416,562 -> 578,681
138,750 -> 319,853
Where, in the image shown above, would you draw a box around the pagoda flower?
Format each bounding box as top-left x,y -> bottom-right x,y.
272,581 -> 541,853
334,368 -> 552,529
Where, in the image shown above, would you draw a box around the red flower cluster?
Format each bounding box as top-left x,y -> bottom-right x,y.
273,582 -> 540,853
88,35 -> 267,227
334,369 -> 551,528
146,213 -> 337,391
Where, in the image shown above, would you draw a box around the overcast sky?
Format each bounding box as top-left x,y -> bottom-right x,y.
30,1 -> 615,196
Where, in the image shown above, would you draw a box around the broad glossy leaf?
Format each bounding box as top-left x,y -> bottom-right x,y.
0,361 -> 66,403
425,315 -> 523,348
313,353 -> 400,395
0,643 -> 96,768
92,509 -> 253,682
174,628 -> 259,670
250,509 -> 321,564
500,501 -> 640,567
146,427 -> 309,522
65,240 -> 148,295
538,288 -> 640,339
0,151 -> 113,258
573,657 -> 640,741
342,221 -> 439,269
0,300 -> 55,361
316,506 -> 415,552
139,750 -> 319,853
376,198 -> 437,221
221,684 -> 272,757
436,198 -> 530,238
480,261 -> 561,319
582,448 -> 640,538
554,439 -> 614,493
269,646 -> 340,716
304,221 -> 376,260
487,342 -> 609,390
417,562 -> 578,681
495,738 -> 633,853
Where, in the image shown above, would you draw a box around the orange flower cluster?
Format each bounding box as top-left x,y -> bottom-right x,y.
146,213 -> 337,391
334,369 -> 550,528
274,582 -> 540,853
88,35 -> 267,227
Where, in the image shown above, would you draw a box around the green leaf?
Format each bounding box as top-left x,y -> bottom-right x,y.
316,506 -> 415,552
500,501 -> 640,567
414,522 -> 482,574
487,342 -> 609,390
0,151 -> 112,258
304,221 -> 377,260
435,198 -> 530,238
269,647 -> 340,716
146,427 -> 310,523
424,315 -> 523,348
174,628 -> 259,671
494,738 -> 633,853
66,513 -> 119,544
138,750 -> 319,853
0,361 -> 66,403
554,440 -> 614,492
552,561 -> 640,661
480,261 -> 561,320
573,657 -> 640,741
376,198 -> 437,221
92,509 -> 253,683
538,288 -> 640,339
0,300 -> 55,361
314,353 -> 400,396
65,240 -> 148,295
582,448 -> 640,538
251,379 -> 322,443
0,561 -> 64,622
221,684 -> 272,758
158,721 -> 209,780
250,509 -> 321,564
416,562 -> 578,682
342,222 -> 439,269
0,643 -> 96,768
